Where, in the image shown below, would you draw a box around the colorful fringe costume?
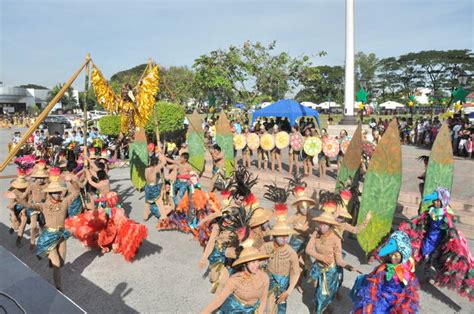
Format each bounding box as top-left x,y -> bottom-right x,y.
397,187 -> 474,300
351,231 -> 420,313
65,193 -> 147,262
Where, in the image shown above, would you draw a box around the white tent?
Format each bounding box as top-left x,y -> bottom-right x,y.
379,101 -> 404,109
301,101 -> 318,109
318,101 -> 341,110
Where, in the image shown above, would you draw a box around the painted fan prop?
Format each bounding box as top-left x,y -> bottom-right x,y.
335,125 -> 362,192
357,120 -> 402,254
421,123 -> 453,212
187,111 -> 205,173
216,114 -> 235,177
246,133 -> 260,150
289,133 -> 304,151
303,136 -> 322,156
340,137 -> 352,154
129,129 -> 148,190
275,131 -> 290,149
233,134 -> 246,150
362,140 -> 376,157
322,138 -> 340,158
260,133 -> 275,151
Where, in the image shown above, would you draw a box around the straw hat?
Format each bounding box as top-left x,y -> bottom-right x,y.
265,219 -> 297,237
42,168 -> 67,193
336,205 -> 352,219
312,211 -> 340,226
232,239 -> 270,267
292,195 -> 316,208
249,207 -> 273,227
11,177 -> 28,190
31,165 -> 49,178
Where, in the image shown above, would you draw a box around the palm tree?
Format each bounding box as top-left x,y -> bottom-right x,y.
46,83 -> 78,110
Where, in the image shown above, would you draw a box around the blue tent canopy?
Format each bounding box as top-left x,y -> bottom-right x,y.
251,99 -> 320,127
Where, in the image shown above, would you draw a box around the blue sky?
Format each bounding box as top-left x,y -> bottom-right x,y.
1,0 -> 472,89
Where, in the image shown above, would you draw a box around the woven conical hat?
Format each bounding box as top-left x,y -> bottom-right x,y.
232,239 -> 269,267
233,134 -> 246,150
275,131 -> 290,149
336,205 -> 352,219
312,211 -> 340,225
292,195 -> 316,208
42,170 -> 67,193
31,167 -> 49,178
249,207 -> 273,227
265,219 -> 297,236
11,177 -> 28,189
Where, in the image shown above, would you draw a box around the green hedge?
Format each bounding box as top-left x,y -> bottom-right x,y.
98,115 -> 121,137
146,101 -> 185,134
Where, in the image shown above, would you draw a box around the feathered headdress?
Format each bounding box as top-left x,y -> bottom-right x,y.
286,173 -> 307,196
230,166 -> 259,207
221,206 -> 255,249
416,155 -> 429,164
319,190 -> 343,213
264,181 -> 290,211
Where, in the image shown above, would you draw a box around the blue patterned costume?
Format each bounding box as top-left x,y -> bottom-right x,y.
310,263 -> 339,314
67,195 -> 83,217
36,228 -> 71,258
173,179 -> 189,205
268,273 -> 290,314
145,183 -> 161,203
217,294 -> 260,314
288,235 -> 305,254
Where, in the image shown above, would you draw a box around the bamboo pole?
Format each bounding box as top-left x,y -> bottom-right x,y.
0,55 -> 91,172
83,53 -> 91,156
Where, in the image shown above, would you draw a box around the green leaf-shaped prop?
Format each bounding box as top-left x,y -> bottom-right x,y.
421,123 -> 453,212
335,124 -> 362,192
357,120 -> 402,254
187,110 -> 205,174
216,113 -> 235,177
129,128 -> 148,191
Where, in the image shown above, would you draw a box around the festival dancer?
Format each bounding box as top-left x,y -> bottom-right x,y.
201,238 -> 269,314
210,144 -> 225,192
21,164 -> 49,250
306,212 -> 358,314
398,187 -> 474,300
286,175 -> 315,254
260,216 -> 300,314
166,152 -> 193,205
351,231 -> 420,313
6,169 -> 29,247
7,168 -> 79,291
143,154 -> 167,221
84,166 -> 110,209
62,160 -> 86,218
241,127 -> 251,168
270,125 -> 283,173
288,125 -> 301,175
198,207 -> 235,294
248,207 -> 272,250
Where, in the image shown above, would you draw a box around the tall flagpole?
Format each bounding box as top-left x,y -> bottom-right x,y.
341,0 -> 357,124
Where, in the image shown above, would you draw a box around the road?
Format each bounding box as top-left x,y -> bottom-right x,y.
0,127 -> 473,313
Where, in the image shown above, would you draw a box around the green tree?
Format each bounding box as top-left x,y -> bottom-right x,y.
159,66 -> 195,105
79,88 -> 98,111
193,41 -> 312,108
296,65 -> 344,103
46,83 -> 78,111
355,52 -> 379,97
17,84 -> 48,89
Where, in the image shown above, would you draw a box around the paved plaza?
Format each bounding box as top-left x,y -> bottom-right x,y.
0,128 -> 473,313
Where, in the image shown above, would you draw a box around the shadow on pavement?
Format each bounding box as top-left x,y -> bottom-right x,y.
0,222 -> 139,313
415,267 -> 462,312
